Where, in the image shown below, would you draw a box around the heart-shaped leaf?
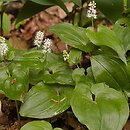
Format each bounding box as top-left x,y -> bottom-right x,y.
71,83 -> 129,130
20,82 -> 74,118
20,120 -> 52,130
40,53 -> 74,85
2,64 -> 29,100
91,54 -> 130,91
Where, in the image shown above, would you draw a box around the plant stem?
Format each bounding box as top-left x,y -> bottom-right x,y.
92,17 -> 94,30
123,0 -> 127,11
15,101 -> 21,128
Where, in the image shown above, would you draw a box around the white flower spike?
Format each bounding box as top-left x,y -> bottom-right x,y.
0,36 -> 8,57
42,38 -> 52,53
87,1 -> 97,19
63,50 -> 69,62
34,31 -> 44,47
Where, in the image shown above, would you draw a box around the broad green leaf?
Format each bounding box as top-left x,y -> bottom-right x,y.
16,1 -> 48,23
2,64 -> 29,100
72,68 -> 85,82
29,69 -> 42,85
86,67 -> 95,83
126,57 -> 130,81
20,120 -> 52,130
91,54 -> 130,91
0,67 -> 8,89
113,18 -> 130,52
86,25 -> 126,63
71,83 -> 129,130
50,23 -> 94,52
13,57 -> 43,70
2,13 -> 10,34
30,0 -> 68,14
95,0 -> 123,22
68,49 -> 82,66
40,53 -> 74,85
20,82 -> 74,118
16,0 -> 68,23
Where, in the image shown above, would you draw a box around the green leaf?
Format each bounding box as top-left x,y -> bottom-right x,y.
126,57 -> 130,81
29,69 -> 42,85
68,49 -> 82,66
20,120 -> 52,130
95,0 -> 123,22
2,13 -> 10,34
41,53 -> 74,85
16,1 -> 49,23
113,18 -> 130,52
91,54 -> 130,91
71,83 -> 129,130
13,57 -> 43,70
50,23 -> 94,52
20,82 -> 74,118
86,25 -> 126,63
0,67 -> 8,89
72,68 -> 85,82
30,0 -> 68,14
53,128 -> 63,130
2,64 -> 29,100
16,0 -> 68,23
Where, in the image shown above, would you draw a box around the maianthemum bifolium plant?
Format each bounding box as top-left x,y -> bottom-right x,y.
1,0 -> 130,130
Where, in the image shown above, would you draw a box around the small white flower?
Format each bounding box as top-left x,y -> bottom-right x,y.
42,38 -> 52,53
0,43 -> 8,57
87,1 -> 97,19
63,50 -> 69,61
34,31 -> 44,47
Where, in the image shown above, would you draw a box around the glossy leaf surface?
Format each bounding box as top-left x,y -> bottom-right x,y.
86,25 -> 126,63
41,53 -> 74,85
2,65 -> 29,100
50,23 -> 94,52
91,54 -> 130,91
20,121 -> 52,130
20,82 -> 74,118
71,83 -> 129,130
113,18 -> 130,52
68,49 -> 82,66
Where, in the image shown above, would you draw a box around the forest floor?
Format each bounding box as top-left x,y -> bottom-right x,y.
0,1 -> 130,130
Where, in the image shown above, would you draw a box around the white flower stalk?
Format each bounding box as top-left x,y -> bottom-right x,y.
34,31 -> 44,47
63,50 -> 69,62
87,1 -> 97,19
0,36 -> 8,57
42,38 -> 52,53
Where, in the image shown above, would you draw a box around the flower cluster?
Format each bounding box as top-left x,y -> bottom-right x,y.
87,1 -> 97,19
63,50 -> 69,62
34,31 -> 44,47
33,31 -> 52,53
0,36 -> 8,58
42,38 -> 52,53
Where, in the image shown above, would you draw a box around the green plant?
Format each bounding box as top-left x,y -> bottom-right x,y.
0,0 -> 130,130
